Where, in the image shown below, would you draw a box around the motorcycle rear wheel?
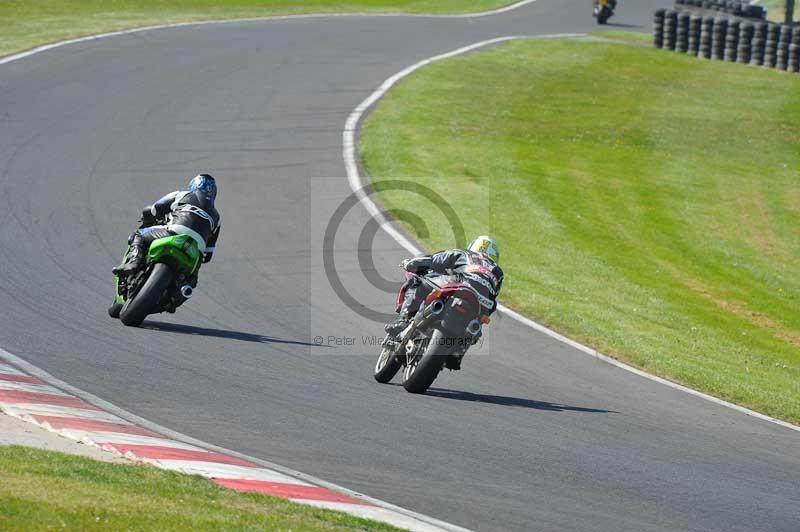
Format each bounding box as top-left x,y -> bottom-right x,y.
402,329 -> 449,394
120,263 -> 172,327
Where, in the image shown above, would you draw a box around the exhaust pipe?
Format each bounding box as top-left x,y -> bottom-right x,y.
180,285 -> 193,299
400,299 -> 446,344
421,299 -> 445,319
466,319 -> 482,336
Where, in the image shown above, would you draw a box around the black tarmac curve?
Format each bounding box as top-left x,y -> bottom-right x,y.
0,2 -> 798,531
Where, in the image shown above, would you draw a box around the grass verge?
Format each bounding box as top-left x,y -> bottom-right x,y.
360,34 -> 800,424
760,0 -> 799,22
0,445 -> 397,531
0,0 -> 514,58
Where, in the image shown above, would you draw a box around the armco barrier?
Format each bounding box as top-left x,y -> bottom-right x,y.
655,9 -> 799,73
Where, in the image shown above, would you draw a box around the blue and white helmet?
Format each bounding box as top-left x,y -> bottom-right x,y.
188,173 -> 217,201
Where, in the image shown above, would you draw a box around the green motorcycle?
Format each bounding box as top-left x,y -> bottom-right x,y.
109,234 -> 202,327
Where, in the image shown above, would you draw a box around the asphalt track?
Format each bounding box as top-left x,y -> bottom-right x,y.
1,1 -> 798,531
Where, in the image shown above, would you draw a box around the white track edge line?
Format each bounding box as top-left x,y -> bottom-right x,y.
0,1 -> 539,66
0,347 -> 471,532
341,35 -> 800,435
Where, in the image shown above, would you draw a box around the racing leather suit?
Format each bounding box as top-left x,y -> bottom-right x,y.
387,249 -> 504,336
113,190 -> 221,275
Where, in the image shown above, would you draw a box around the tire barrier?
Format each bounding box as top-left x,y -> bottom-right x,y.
654,9 -> 799,73
677,12 -> 691,52
665,10 -> 678,51
737,22 -> 754,63
764,23 -> 781,68
688,15 -> 703,55
700,16 -> 714,58
712,17 -> 728,59
674,0 -> 767,20
654,9 -> 666,48
750,22 -> 767,65
724,20 -> 740,62
776,25 -> 793,70
789,26 -> 800,72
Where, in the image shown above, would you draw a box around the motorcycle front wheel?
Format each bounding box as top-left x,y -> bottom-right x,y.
120,263 -> 172,327
374,337 -> 402,383
108,300 -> 123,318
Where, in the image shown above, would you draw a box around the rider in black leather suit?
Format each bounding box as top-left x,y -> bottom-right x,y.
386,236 -> 504,337
113,174 -> 221,276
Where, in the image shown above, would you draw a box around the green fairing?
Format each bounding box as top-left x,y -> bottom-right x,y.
113,235 -> 200,304
147,234 -> 201,274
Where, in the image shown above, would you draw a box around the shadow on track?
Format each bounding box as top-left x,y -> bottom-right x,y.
425,387 -> 614,413
142,320 -> 324,347
604,22 -> 641,28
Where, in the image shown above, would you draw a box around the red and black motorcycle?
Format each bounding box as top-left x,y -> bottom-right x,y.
374,271 -> 492,394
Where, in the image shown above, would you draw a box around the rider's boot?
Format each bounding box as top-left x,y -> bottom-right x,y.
112,244 -> 145,276
445,353 -> 464,371
387,282 -> 427,337
385,316 -> 411,337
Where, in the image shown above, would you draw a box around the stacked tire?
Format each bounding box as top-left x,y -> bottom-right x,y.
688,15 -> 703,55
737,22 -> 754,64
724,20 -> 740,62
711,17 -> 727,59
664,10 -> 678,50
653,7 -> 797,73
776,25 -> 793,70
789,28 -> 800,73
677,12 -> 691,53
700,16 -> 714,58
764,23 -> 780,68
654,9 -> 666,48
750,22 -> 767,66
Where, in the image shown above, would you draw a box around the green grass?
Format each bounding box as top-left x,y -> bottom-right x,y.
0,446 -> 397,531
360,36 -> 800,424
593,30 -> 652,44
0,0 -> 514,58
760,0 -> 799,22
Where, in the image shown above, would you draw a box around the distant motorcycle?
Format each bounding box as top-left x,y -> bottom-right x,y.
594,0 -> 615,24
109,225 -> 201,327
374,271 -> 490,394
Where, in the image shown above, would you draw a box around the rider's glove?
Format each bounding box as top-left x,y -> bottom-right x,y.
402,257 -> 431,274
140,208 -> 157,228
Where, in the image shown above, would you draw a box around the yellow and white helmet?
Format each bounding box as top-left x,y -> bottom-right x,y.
468,235 -> 500,264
